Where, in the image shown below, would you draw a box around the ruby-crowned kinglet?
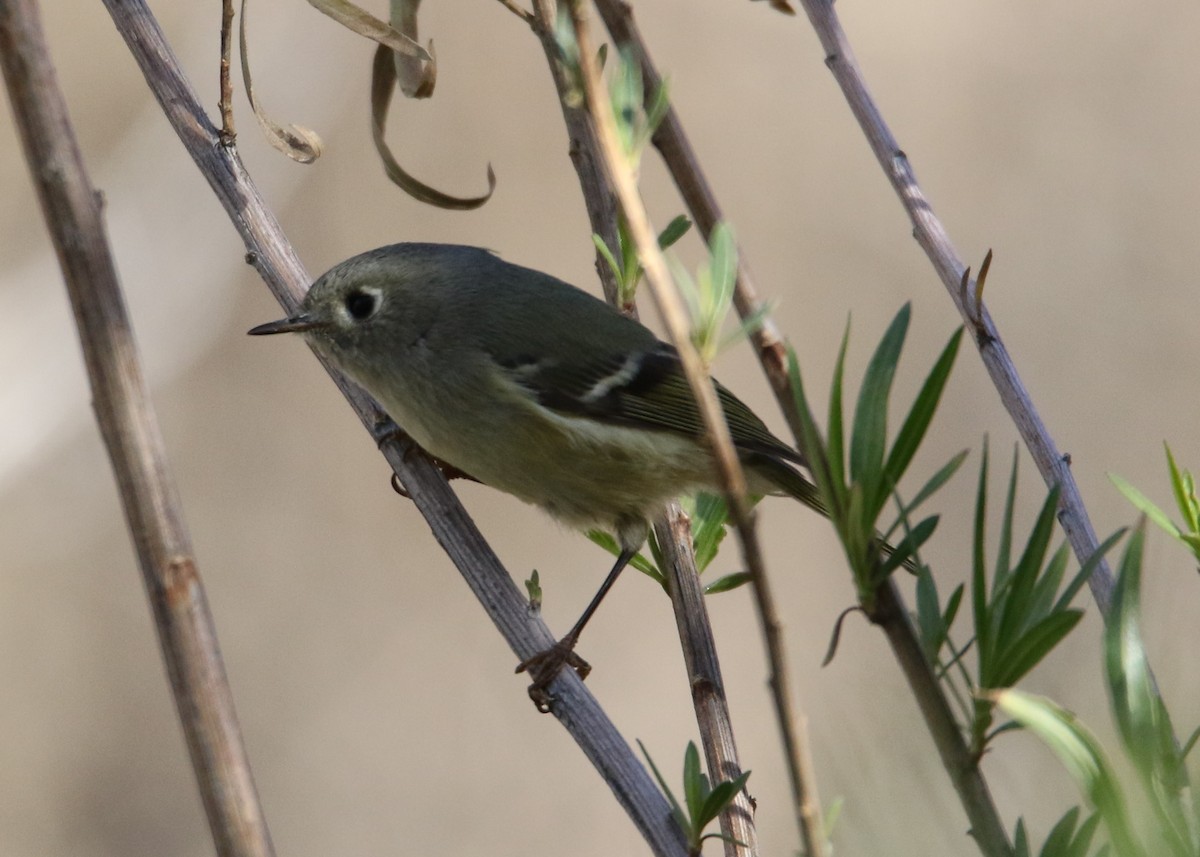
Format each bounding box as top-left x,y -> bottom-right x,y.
250,243 -> 822,708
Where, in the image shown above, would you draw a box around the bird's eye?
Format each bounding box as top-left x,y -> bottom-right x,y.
344,290 -> 377,321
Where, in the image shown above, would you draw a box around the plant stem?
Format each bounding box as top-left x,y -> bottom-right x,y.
0,3 -> 270,855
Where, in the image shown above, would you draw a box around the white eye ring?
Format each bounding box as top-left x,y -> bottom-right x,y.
343,286 -> 382,322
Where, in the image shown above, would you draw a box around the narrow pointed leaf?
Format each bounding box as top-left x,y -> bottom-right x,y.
788,349 -> 840,514
1026,543 -> 1070,623
1052,528 -> 1125,614
880,515 -> 938,575
587,531 -> 662,583
705,572 -> 752,594
992,610 -> 1082,688
592,234 -> 624,285
902,449 -> 969,518
1109,472 -> 1180,538
1165,444 -> 1199,534
637,740 -> 689,831
682,742 -> 706,826
994,690 -> 1140,857
994,447 -> 1021,599
699,771 -> 751,826
1039,807 -> 1081,857
973,440 -> 992,668
850,304 -> 910,505
997,486 -> 1062,645
1105,523 -> 1185,796
685,492 -> 729,572
884,327 -> 963,488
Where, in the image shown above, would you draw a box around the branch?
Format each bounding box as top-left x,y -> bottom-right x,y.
95,1 -> 687,854
0,3 -> 271,856
794,3 -> 1116,614
564,5 -> 829,856
594,0 -> 795,401
515,3 -> 775,854
588,4 -> 829,853
868,581 -> 1013,857
654,514 -> 759,855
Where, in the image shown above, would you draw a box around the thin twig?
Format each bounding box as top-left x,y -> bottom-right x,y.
524,0 -> 621,303
795,3 -> 1116,615
868,581 -> 1013,857
96,1 -> 688,854
593,5 -> 1022,854
566,3 -> 790,854
592,3 -> 828,853
517,5 -> 763,854
594,0 -> 794,398
219,0 -> 234,141
0,3 -> 269,856
654,514 -> 759,856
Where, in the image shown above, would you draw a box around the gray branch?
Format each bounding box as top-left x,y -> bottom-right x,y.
87,0 -> 687,854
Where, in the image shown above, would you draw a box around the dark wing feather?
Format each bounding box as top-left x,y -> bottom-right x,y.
507,340 -> 803,465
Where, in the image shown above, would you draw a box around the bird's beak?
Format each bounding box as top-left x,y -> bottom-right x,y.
247,314 -> 326,336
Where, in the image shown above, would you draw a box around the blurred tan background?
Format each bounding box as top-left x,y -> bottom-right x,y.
3,1 -> 1198,854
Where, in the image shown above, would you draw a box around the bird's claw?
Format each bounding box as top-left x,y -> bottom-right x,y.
515,642 -> 591,713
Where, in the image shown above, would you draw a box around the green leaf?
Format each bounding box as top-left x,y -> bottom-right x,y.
826,321 -> 851,501
1105,522 -> 1187,804
698,770 -> 751,827
1015,818 -> 1031,857
942,583 -> 964,637
1062,812 -> 1101,857
643,74 -> 671,141
524,569 -> 542,609
705,572 -> 751,594
1051,528 -> 1125,615
586,530 -> 663,586
994,690 -> 1140,857
707,223 -> 737,321
1165,443 -> 1200,535
883,326 -> 963,490
657,214 -> 692,249
684,492 -> 729,572
682,741 -> 706,829
1039,807 -> 1080,857
991,610 -> 1083,688
916,565 -> 943,659
993,446 -> 1021,599
996,485 -> 1062,646
894,449 -> 969,529
1109,472 -> 1180,539
592,233 -> 624,286
788,348 -> 838,517
880,514 -> 938,575
850,303 -> 910,507
637,740 -> 690,834
1026,543 -> 1070,623
973,439 -> 992,669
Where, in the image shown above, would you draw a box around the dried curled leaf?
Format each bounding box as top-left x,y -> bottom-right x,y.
370,43 -> 495,209
240,0 -> 323,163
306,0 -> 430,60
390,0 -> 436,98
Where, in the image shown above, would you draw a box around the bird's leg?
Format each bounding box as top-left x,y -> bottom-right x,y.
516,545 -> 636,713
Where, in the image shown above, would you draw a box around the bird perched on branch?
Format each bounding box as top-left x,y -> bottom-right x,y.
250,243 -> 822,710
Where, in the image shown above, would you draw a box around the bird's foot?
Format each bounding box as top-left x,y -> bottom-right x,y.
515,640 -> 591,713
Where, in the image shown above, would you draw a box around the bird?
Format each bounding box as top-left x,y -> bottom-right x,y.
249,242 -> 822,709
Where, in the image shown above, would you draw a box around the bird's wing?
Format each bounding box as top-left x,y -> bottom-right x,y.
497,340 -> 803,464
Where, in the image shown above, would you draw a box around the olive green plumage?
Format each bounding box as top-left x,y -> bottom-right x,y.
250,242 -> 822,552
